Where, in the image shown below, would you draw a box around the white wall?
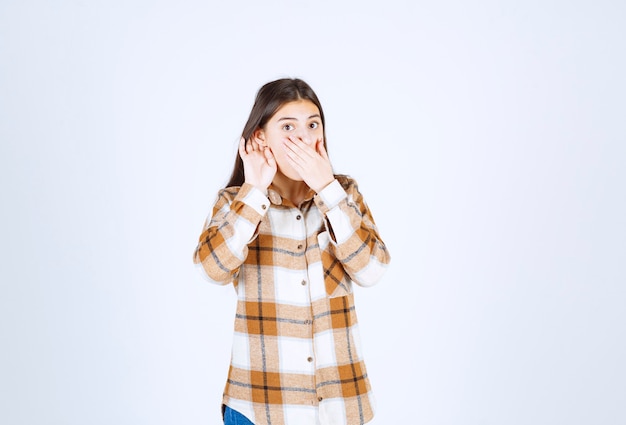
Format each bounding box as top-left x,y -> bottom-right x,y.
1,1 -> 624,424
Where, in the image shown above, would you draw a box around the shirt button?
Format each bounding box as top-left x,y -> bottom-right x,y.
297,244 -> 303,250
296,214 -> 302,220
301,280 -> 307,286
318,396 -> 323,402
261,204 -> 267,210
307,357 -> 313,362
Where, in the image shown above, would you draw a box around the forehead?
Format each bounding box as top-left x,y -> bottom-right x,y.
271,100 -> 320,120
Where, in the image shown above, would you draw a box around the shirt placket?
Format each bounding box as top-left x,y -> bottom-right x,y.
292,205 -> 319,406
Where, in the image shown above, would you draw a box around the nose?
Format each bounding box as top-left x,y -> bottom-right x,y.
294,128 -> 314,145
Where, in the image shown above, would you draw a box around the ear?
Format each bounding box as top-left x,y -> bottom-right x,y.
253,129 -> 266,146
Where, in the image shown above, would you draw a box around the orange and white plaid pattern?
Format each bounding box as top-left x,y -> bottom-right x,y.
193,175 -> 390,425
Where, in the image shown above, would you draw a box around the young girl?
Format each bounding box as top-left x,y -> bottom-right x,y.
193,78 -> 390,425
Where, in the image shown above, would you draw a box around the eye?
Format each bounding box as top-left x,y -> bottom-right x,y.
309,122 -> 319,129
282,124 -> 294,131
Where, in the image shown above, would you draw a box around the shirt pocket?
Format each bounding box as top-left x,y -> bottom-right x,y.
317,230 -> 353,298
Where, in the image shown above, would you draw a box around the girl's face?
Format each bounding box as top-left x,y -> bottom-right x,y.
256,99 -> 324,181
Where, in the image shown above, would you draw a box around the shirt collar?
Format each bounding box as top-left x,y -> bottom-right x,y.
267,184 -> 316,207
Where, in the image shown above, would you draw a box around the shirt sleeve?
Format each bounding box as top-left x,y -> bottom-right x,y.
314,177 -> 391,287
193,183 -> 270,284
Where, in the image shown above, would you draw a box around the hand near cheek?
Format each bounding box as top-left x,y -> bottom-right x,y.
239,137 -> 277,192
283,137 -> 334,193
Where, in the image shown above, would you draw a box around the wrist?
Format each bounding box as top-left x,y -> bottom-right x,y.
254,184 -> 269,195
244,179 -> 269,195
313,177 -> 335,194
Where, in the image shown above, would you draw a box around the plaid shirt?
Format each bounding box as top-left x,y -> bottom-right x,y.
193,175 -> 390,425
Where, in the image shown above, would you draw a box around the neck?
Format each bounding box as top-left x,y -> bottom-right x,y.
272,172 -> 310,206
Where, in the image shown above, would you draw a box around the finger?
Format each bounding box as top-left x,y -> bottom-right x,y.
286,136 -> 315,159
239,137 -> 247,156
246,138 -> 253,154
283,137 -> 300,157
284,144 -> 309,170
284,152 -> 305,174
283,144 -> 306,169
283,144 -> 300,163
296,136 -> 316,152
264,147 -> 276,167
251,139 -> 263,152
316,140 -> 329,159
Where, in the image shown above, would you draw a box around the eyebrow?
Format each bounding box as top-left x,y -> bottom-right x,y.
277,114 -> 321,122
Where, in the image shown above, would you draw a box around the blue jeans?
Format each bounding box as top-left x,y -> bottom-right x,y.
223,405 -> 254,425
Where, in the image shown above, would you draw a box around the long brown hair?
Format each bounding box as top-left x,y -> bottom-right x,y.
225,78 -> 327,187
